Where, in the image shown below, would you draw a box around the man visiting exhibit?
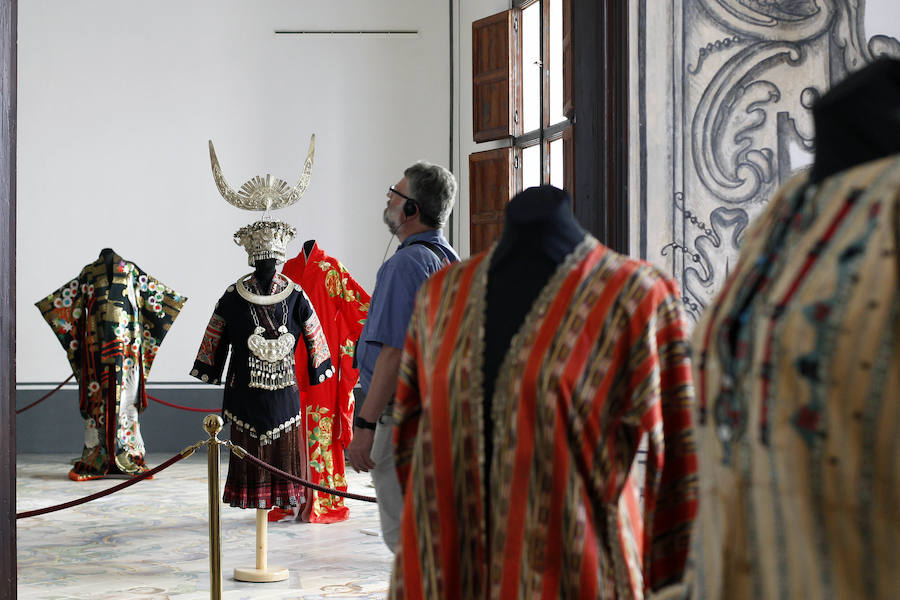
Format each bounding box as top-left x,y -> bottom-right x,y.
347,161 -> 459,552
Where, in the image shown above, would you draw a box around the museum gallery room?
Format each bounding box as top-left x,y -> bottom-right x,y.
3,1 -> 899,599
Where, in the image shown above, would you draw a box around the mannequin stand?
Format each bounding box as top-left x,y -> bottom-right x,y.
233,509 -> 289,582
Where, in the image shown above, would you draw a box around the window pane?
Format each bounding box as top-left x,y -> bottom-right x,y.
549,0 -> 565,125
522,144 -> 541,190
522,3 -> 541,133
550,138 -> 563,189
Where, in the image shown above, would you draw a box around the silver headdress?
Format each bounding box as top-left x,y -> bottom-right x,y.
209,134 -> 316,212
210,133 -> 315,264
233,220 -> 297,266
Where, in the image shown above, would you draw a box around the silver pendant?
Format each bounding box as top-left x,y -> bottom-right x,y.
247,326 -> 297,390
247,326 -> 295,362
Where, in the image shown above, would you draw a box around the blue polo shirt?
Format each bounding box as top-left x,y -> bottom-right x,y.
357,230 -> 459,395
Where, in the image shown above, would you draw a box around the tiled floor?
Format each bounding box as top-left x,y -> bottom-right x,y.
16,454 -> 394,599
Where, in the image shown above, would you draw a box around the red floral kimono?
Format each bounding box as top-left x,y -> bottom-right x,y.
282,240 -> 370,523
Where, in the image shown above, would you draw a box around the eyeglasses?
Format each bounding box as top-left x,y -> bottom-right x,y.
388,186 -> 417,203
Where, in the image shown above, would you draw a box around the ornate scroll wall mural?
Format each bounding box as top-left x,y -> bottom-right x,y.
633,0 -> 900,324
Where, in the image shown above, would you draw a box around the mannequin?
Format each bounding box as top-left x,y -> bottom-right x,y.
485,186 -> 587,390
252,257 -> 277,294
809,57 -> 900,184
278,239 -> 371,523
99,247 -> 115,282
686,59 -> 900,599
37,249 -> 187,480
191,221 -> 335,583
483,186 -> 586,463
237,256 -> 288,583
390,184 -> 697,597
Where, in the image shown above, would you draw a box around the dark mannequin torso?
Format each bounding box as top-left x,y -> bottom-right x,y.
809,57 -> 900,184
482,187 -> 586,500
253,258 -> 278,293
99,247 -> 115,282
484,185 -> 587,400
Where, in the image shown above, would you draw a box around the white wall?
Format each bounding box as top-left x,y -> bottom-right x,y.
17,0 -> 451,384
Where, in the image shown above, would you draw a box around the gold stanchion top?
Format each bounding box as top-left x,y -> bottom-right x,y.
203,414 -> 224,437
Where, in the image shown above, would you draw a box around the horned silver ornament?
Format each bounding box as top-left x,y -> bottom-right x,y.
209,134 -> 315,212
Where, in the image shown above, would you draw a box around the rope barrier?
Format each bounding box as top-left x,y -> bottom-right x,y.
228,442 -> 378,503
16,442 -> 203,519
15,373 -> 76,414
147,394 -> 216,413
19,379 -> 369,502
16,374 -> 216,415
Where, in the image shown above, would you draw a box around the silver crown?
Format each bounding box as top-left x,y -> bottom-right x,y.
209,134 -> 315,212
233,220 -> 297,266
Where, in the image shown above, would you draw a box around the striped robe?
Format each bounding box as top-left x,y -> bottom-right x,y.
390,237 -> 698,599
689,154 -> 900,599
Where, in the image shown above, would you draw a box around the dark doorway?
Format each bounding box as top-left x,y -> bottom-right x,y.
1,1 -> 17,598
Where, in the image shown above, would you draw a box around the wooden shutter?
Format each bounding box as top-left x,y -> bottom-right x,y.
563,124 -> 574,201
469,147 -> 515,255
472,10 -> 520,142
562,0 -> 573,119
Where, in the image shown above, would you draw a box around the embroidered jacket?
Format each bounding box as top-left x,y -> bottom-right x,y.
191,274 -> 334,444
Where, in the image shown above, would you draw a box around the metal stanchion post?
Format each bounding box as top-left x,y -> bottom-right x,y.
204,414 -> 224,600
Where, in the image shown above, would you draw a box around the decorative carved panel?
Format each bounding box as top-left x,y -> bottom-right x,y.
634,0 -> 900,323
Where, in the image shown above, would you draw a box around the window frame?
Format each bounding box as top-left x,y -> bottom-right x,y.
512,0 -> 571,191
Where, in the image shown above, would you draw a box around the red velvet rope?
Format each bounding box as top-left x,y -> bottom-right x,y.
16,452 -> 186,519
16,375 -> 216,415
147,394 -> 217,413
16,373 -> 76,414
237,450 -> 377,503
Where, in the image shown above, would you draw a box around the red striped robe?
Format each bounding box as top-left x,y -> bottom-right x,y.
390,237 -> 697,599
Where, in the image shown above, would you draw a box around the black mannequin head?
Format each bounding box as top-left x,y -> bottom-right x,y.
491,185 -> 587,269
99,248 -> 115,280
809,58 -> 900,184
253,258 -> 278,293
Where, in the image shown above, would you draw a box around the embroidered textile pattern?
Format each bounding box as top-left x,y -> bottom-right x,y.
302,302 -> 331,377
691,155 -> 900,599
37,252 -> 187,477
390,238 -> 698,599
282,242 -> 370,523
197,313 -> 226,374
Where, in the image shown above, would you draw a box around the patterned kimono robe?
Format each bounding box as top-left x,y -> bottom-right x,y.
689,155 -> 900,599
390,237 -> 698,599
282,241 -> 370,523
36,251 -> 187,477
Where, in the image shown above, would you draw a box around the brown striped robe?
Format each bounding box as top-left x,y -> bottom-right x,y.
689,155 -> 900,599
390,238 -> 698,599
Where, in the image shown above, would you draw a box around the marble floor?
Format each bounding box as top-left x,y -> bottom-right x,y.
15,454 -> 394,599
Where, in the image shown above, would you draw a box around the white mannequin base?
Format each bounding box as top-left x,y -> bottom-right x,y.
233,566 -> 289,583
232,508 -> 289,583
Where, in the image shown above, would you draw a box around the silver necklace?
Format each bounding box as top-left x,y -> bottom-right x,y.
236,272 -> 294,305
244,278 -> 297,391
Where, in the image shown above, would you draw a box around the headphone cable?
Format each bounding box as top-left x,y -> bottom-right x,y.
381,233 -> 397,265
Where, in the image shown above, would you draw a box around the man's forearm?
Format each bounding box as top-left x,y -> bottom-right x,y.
359,345 -> 403,422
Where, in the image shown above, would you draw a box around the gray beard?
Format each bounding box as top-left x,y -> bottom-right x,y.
383,207 -> 400,235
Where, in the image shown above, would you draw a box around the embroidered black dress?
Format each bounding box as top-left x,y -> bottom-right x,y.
191,274 -> 333,508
